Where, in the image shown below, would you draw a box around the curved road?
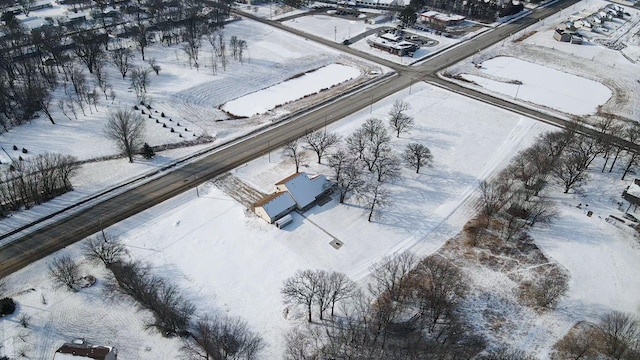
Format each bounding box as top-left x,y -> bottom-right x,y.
0,0 -> 623,278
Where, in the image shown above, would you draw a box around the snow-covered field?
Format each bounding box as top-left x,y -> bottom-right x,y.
448,0 -> 640,120
0,17 -> 381,235
461,56 -> 612,115
2,0 -> 640,359
1,82 -> 554,359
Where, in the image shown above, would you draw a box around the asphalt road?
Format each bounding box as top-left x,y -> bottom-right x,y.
0,0 -> 613,278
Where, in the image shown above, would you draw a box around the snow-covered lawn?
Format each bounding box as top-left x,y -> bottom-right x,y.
222,63 -> 360,117
0,82 -> 554,359
2,1 -> 640,359
460,56 -> 612,115
447,0 -> 640,120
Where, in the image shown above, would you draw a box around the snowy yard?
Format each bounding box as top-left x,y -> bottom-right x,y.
2,0 -> 640,358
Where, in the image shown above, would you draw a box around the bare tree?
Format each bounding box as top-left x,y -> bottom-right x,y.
594,115 -> 624,173
361,118 -> 391,172
326,272 -> 356,317
598,311 -> 640,360
130,67 -> 152,98
237,39 -> 248,64
149,58 -> 161,75
282,270 -> 321,322
48,255 -> 79,291
71,27 -> 105,74
82,235 -> 127,267
185,314 -> 264,360
373,151 -> 401,182
111,48 -> 134,79
283,140 -> 306,173
403,143 -> 433,174
368,251 -> 417,302
302,130 -> 340,164
412,254 -> 467,329
553,322 -> 598,360
553,150 -> 590,193
526,196 -> 558,226
358,180 -> 391,222
478,177 -> 513,221
283,327 -> 318,360
610,122 -> 640,172
346,128 -> 367,160
328,149 -> 364,203
104,108 -> 145,162
17,0 -> 35,16
530,267 -> 568,309
388,100 -> 414,138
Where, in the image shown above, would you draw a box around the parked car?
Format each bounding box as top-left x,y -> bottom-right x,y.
624,213 -> 639,222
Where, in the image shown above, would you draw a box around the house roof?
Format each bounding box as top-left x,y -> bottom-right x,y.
627,180 -> 640,199
277,173 -> 330,209
54,343 -> 114,360
420,11 -> 465,22
254,191 -> 296,219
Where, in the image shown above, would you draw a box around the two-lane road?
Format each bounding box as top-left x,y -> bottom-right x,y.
0,0 -> 601,278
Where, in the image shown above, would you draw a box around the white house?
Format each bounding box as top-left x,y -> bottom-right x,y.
253,172 -> 333,224
53,342 -> 117,360
275,172 -> 331,211
253,191 -> 297,224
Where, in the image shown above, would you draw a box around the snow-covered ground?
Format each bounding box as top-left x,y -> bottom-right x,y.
460,56 -> 612,115
448,0 -> 640,120
0,18 -> 381,235
0,82 -> 554,359
2,0 -> 640,359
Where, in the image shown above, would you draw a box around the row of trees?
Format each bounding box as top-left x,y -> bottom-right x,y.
0,0 -> 235,132
283,100 -> 432,221
48,234 -> 264,359
474,117 -> 640,246
282,251 -> 485,359
0,153 -> 78,217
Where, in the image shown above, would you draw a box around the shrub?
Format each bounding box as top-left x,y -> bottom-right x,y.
21,148 -> 27,154
171,128 -> 175,133
134,105 -> 139,110
0,297 -> 16,316
141,143 -> 155,160
161,112 -> 165,117
12,145 -> 17,150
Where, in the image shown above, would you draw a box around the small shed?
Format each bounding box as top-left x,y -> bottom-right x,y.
275,214 -> 294,229
623,179 -> 640,211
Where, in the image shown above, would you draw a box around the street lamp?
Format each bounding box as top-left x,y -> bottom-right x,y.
369,94 -> 374,113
